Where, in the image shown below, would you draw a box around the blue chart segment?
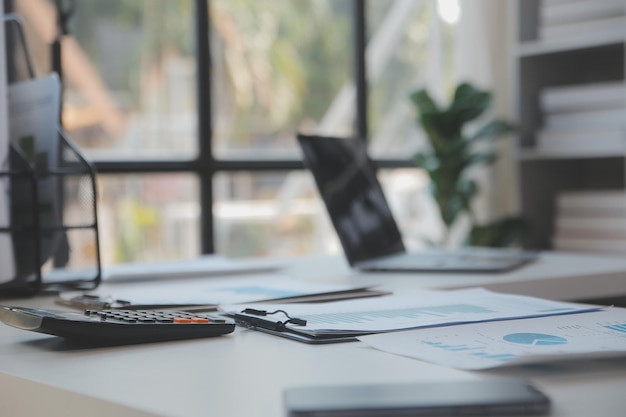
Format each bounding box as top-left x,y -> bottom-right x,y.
421,341 -> 516,362
604,323 -> 626,334
422,341 -> 484,352
503,333 -> 567,346
304,304 -> 494,325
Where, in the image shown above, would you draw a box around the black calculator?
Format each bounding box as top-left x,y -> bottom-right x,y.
0,306 -> 235,344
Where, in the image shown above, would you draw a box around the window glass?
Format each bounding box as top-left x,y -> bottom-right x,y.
378,169 -> 443,249
61,0 -> 197,159
210,0 -> 353,159
367,0 -> 459,158
214,169 -> 437,259
94,174 -> 200,266
214,171 -> 336,258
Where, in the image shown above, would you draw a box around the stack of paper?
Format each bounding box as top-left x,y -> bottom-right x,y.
59,275 -> 383,310
536,81 -> 626,157
223,288 -> 626,370
220,288 -> 600,338
552,190 -> 626,254
538,0 -> 626,42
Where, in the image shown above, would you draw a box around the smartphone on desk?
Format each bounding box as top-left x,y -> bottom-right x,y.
284,378 -> 551,417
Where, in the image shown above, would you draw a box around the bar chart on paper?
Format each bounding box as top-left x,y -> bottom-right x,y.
421,340 -> 518,363
604,323 -> 626,334
358,309 -> 626,370
304,304 -> 494,326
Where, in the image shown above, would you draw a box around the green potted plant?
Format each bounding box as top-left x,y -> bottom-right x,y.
410,82 -> 526,248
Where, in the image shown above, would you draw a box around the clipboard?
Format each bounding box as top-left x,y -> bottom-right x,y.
244,326 -> 358,344
233,313 -> 360,344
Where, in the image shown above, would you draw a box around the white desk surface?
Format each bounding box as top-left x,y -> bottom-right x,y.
2,251 -> 626,417
269,251 -> 626,302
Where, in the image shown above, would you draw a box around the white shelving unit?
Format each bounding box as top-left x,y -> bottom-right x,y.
514,0 -> 626,249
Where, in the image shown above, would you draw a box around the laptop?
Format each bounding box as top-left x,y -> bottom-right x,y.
297,133 -> 537,273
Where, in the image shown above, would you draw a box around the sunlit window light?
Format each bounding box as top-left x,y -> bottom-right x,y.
437,0 -> 461,24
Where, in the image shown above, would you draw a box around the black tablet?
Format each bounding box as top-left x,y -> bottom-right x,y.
284,378 -> 550,416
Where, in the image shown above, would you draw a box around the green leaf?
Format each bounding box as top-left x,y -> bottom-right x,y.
468,217 -> 528,247
436,193 -> 465,226
409,82 -> 522,245
449,83 -> 492,123
410,89 -> 439,114
457,179 -> 478,211
413,153 -> 439,171
411,89 -> 465,144
465,151 -> 498,167
469,120 -> 516,142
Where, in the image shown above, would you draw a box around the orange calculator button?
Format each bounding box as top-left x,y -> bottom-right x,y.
173,317 -> 193,323
191,317 -> 210,323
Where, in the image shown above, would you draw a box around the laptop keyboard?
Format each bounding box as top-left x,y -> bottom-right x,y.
358,250 -> 536,272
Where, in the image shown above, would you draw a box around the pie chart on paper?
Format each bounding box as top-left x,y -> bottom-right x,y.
502,333 -> 568,346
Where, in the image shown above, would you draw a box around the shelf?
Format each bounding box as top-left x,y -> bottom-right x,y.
517,149 -> 626,161
514,1 -> 626,250
517,33 -> 626,57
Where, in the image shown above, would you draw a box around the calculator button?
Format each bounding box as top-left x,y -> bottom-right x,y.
156,318 -> 174,323
80,309 -> 227,325
191,317 -> 209,323
173,317 -> 193,323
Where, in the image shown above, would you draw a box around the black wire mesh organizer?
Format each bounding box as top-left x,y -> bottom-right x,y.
1,13 -> 101,296
0,128 -> 102,296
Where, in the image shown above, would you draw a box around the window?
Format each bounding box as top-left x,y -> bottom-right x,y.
8,0 -> 459,267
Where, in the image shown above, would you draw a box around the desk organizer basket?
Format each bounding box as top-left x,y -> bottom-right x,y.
1,14 -> 101,296
0,128 -> 102,296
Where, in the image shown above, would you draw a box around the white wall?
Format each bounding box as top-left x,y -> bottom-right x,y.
454,0 -> 519,223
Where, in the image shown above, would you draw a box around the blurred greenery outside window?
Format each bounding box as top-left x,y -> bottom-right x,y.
12,0 -> 459,267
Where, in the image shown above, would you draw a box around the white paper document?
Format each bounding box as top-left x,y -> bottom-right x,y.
358,308 -> 626,370
220,288 -> 601,336
101,254 -> 278,282
60,275 -> 371,308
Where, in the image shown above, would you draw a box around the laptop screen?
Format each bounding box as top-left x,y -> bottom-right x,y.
297,134 -> 406,265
